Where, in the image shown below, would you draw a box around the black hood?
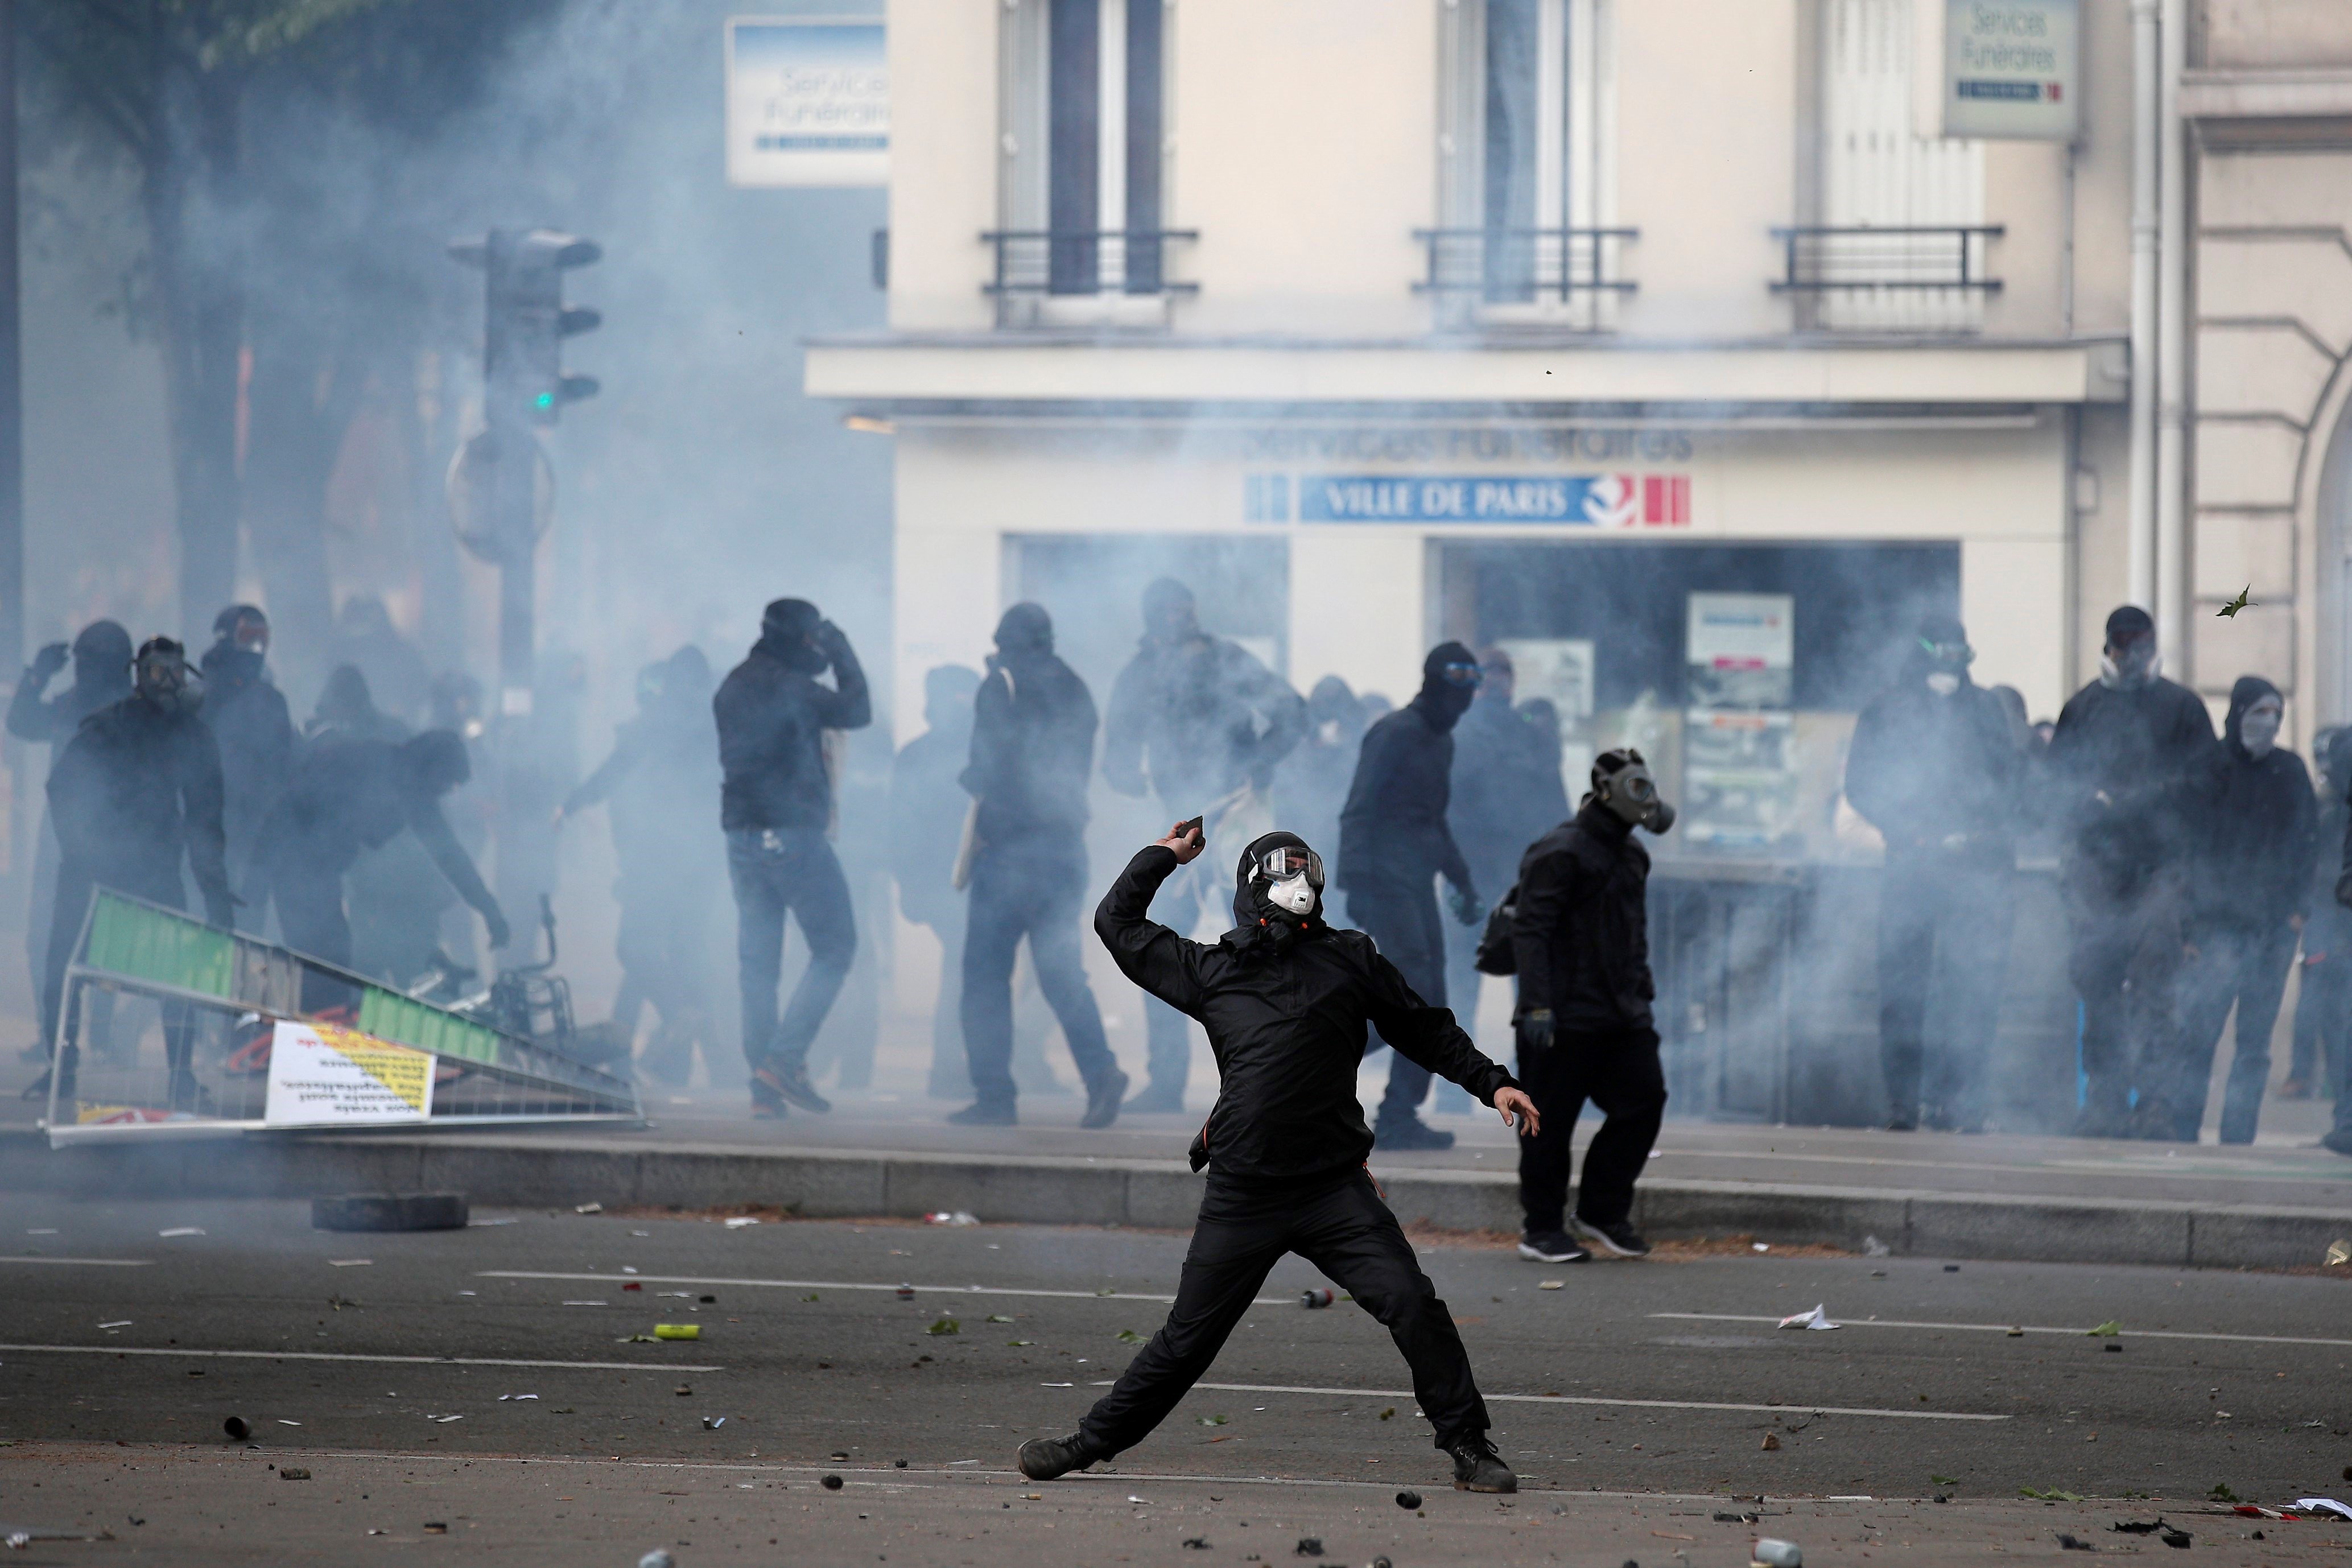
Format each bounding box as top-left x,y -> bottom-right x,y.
2224,674 -> 2281,757
200,641 -> 265,689
1227,828 -> 1325,958
1410,641 -> 1479,732
993,601 -> 1054,658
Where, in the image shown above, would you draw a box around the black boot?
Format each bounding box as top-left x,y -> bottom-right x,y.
1017,1430 -> 1103,1481
1446,1433 -> 1516,1493
1080,1067 -> 1128,1130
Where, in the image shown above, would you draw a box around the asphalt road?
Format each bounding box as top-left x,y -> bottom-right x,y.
0,1195 -> 2347,1563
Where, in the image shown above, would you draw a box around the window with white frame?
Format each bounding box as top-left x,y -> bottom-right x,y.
1435,0 -> 1617,327
997,0 -> 1177,321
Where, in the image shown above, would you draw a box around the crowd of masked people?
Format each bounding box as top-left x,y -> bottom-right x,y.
1848,603 -> 2351,1156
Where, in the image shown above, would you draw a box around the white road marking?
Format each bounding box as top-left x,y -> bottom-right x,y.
0,1344 -> 721,1372
477,1270 -> 1293,1307
1182,1380 -> 2007,1422
1650,1312 -> 2352,1350
0,1256 -> 152,1267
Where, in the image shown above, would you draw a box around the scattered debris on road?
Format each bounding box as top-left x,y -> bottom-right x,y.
1294,1536 -> 1322,1555
573,1203 -> 601,1215
2086,1321 -> 2120,1338
221,1417 -> 250,1441
925,1211 -> 979,1226
654,1324 -> 700,1340
927,1318 -> 958,1336
821,1475 -> 843,1491
724,1216 -> 759,1229
1751,1538 -> 1802,1567
1395,1490 -> 1422,1509
1300,1289 -> 1334,1309
1863,1236 -> 1891,1257
1777,1304 -> 1838,1331
279,1467 -> 310,1482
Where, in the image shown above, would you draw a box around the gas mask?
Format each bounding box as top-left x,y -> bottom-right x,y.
1925,672 -> 1961,697
1593,749 -> 1676,834
2241,700 -> 2283,759
1251,841 -> 1323,917
2100,636 -> 2160,689
134,642 -> 203,716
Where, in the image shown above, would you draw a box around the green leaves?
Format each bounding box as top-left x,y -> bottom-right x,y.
926,1317 -> 959,1337
2020,1487 -> 2082,1502
2218,585 -> 2253,619
2086,1321 -> 2120,1338
1116,1329 -> 1146,1345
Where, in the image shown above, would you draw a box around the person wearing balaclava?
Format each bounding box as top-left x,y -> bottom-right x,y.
1102,577 -> 1307,1113
1335,642 -> 1488,1151
559,646 -> 725,1088
199,604 -> 295,923
948,604 -> 1129,1129
2169,676 -> 2314,1144
1274,674 -> 1366,864
1013,820 -> 1538,1495
714,597 -> 871,1119
1508,748 -> 1675,1264
248,727 -> 510,1016
8,619 -> 132,1062
1843,614 -> 2026,1132
2287,727 -> 2352,1107
37,638 -> 233,1111
2046,604 -> 2220,1138
892,665 -> 984,1098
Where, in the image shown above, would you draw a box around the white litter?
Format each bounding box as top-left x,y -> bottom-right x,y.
277,1420 -> 302,1427
925,1211 -> 980,1227
631,1231 -> 651,1238
561,1300 -> 608,1307
574,1203 -> 603,1215
622,1267 -> 639,1275
429,1414 -> 463,1423
497,1394 -> 539,1401
327,1259 -> 372,1268
724,1216 -> 760,1229
1777,1304 -> 1840,1331
158,1227 -> 205,1238
97,1321 -> 131,1330
1752,1540 -> 1803,1568
1041,1381 -> 1075,1388
2296,1498 -> 2352,1521
1862,1236 -> 1892,1258
1751,1242 -> 1769,1253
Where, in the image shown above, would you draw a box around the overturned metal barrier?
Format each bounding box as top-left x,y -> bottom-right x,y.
42,890 -> 641,1147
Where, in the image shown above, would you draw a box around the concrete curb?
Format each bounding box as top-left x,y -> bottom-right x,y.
2,1129 -> 2345,1270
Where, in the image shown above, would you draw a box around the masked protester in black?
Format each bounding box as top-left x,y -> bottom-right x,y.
249,729 -> 510,1012
1445,649 -> 1570,1093
2170,677 -> 2314,1144
40,638 -> 233,1109
199,605 -> 295,919
1014,823 -> 1538,1494
948,604 -> 1128,1128
1509,748 -> 1673,1264
2046,606 -> 2221,1138
1843,614 -> 2025,1132
1274,675 -> 1367,861
10,620 -> 132,1062
1336,642 -> 1488,1151
715,599 -> 871,1119
1102,577 -> 1307,1113
2289,728 -> 2352,1107
560,647 -> 725,1088
306,666 -> 459,988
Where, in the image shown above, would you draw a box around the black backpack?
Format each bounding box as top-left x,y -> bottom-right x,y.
1473,882 -> 1519,976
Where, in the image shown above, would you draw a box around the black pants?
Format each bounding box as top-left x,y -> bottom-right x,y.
727,827 -> 856,1074
1348,882 -> 1449,1128
614,866 -> 718,1085
1079,1169 -> 1490,1456
961,842 -> 1116,1111
2065,868 -> 2185,1136
43,857 -> 198,1097
2176,918 -> 2297,1145
1876,857 -> 2013,1128
1515,1025 -> 1665,1233
2292,947 -> 2352,1102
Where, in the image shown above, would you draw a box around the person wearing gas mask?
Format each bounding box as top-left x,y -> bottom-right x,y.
248,728 -> 511,1013
199,604 -> 295,915
39,638 -> 233,1109
9,620 -> 133,1061
1101,578 -> 1307,1113
1843,614 -> 2025,1132
2046,606 -> 2219,1138
559,646 -> 725,1088
1336,642 -> 1489,1151
1509,748 -> 1674,1263
715,599 -> 871,1119
949,604 -> 1128,1129
2171,677 -> 2314,1144
1016,822 -> 1539,1494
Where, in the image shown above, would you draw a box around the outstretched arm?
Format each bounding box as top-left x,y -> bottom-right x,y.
410,797 -> 510,950
1093,824 -> 1211,1016
1361,948 -> 1536,1134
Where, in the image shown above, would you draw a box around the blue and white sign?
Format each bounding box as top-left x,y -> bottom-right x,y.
1942,0 -> 2078,142
726,17 -> 888,188
1253,473 -> 1689,527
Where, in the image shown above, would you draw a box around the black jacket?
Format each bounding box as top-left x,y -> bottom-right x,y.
199,645 -> 295,862
1449,694 -> 1569,896
253,733 -> 501,924
2191,677 -> 2315,930
2046,671 -> 2217,897
1095,845 -> 1516,1183
714,635 -> 871,833
1845,665 -> 2023,868
47,696 -> 233,925
964,647 -> 1096,848
1338,700 -> 1476,897
1511,800 -> 1654,1031
1102,634 -> 1305,806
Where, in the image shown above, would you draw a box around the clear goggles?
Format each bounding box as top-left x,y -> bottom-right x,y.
1254,844 -> 1324,888
1438,661 -> 1484,689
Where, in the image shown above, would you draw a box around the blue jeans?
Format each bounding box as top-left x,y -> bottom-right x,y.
727,827 -> 856,1075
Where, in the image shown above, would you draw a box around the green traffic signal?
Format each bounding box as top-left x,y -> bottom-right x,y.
535,391 -> 555,409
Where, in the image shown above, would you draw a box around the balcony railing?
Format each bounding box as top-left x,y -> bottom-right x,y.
1412,226 -> 1640,304
980,230 -> 1199,325
1769,225 -> 2005,295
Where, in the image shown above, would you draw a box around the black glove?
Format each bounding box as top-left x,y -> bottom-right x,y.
483,906 -> 513,951
814,618 -> 851,663
1445,883 -> 1485,928
1516,1008 -> 1555,1053
29,642 -> 68,681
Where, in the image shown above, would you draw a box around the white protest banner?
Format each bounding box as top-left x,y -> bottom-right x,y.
264,1020 -> 435,1128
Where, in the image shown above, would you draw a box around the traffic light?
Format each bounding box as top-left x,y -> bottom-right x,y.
449,229 -> 601,425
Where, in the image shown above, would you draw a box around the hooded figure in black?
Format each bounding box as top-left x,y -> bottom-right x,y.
1101,577 -> 1308,1112
2289,727 -> 2352,1108
9,620 -> 132,1058
1335,641 -> 1487,1149
199,604 -> 295,915
40,638 -> 233,1108
891,664 -> 984,1097
561,646 -> 726,1087
2171,676 -> 2314,1144
1012,822 -> 1536,1495
948,604 -> 1127,1128
714,597 -> 870,1118
1274,674 -> 1367,863
249,728 -> 508,1012
1843,614 -> 2025,1131
2046,605 -> 2219,1137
